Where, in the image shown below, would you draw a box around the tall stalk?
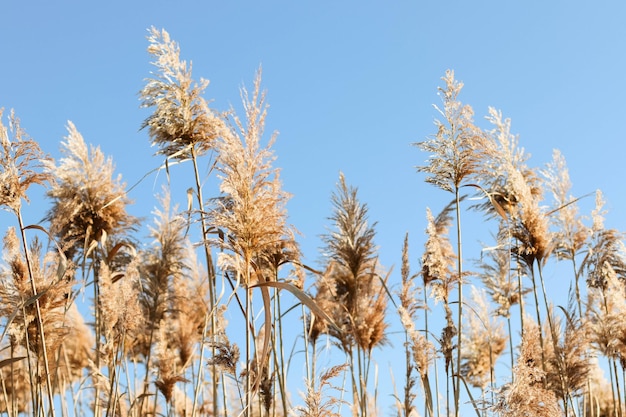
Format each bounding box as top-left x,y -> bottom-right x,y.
189,145 -> 219,417
16,211 -> 55,417
453,187 -> 463,417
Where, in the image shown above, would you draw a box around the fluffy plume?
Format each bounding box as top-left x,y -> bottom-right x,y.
475,107 -> 540,218
154,326 -> 188,404
98,257 -> 143,361
317,173 -> 388,352
421,204 -> 458,372
477,235 -> 527,318
45,122 -> 136,262
397,235 -> 435,417
140,27 -> 226,159
582,190 -> 626,290
493,319 -> 561,417
541,305 -> 590,406
542,149 -> 590,261
0,229 -> 74,361
587,271 -> 626,364
460,287 -> 507,390
421,202 -> 457,290
0,109 -> 51,213
415,69 -> 487,193
477,108 -> 552,269
296,364 -> 348,417
211,68 -> 295,285
134,189 -> 189,358
583,358 -> 622,417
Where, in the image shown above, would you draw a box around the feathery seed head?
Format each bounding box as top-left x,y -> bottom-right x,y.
0,109 -> 51,212
461,287 -> 507,390
140,27 -> 226,159
45,122 -> 136,261
493,319 -> 561,417
415,70 -> 488,193
421,203 -> 456,294
211,70 -> 297,286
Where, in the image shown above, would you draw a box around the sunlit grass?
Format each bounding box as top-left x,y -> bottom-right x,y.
1,28 -> 625,417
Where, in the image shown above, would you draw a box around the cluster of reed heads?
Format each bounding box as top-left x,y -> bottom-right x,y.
0,27 -> 624,417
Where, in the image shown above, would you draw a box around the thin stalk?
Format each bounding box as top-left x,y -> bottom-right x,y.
138,323 -> 157,415
609,358 -> 618,417
570,254 -> 583,319
515,257 -> 525,339
244,262 -> 252,417
424,289 -> 436,417
92,252 -> 102,417
221,373 -> 229,417
529,266 -> 547,375
506,316 -> 514,381
453,186 -> 463,417
106,331 -> 126,417
17,211 -> 55,417
189,145 -> 218,417
402,323 -> 414,417
191,310 -> 211,416
622,366 -> 626,416
19,308 -> 38,415
356,344 -> 366,417
537,262 -> 570,415
3,345 -> 13,416
614,358 -> 623,417
273,286 -> 288,416
302,304 -> 312,384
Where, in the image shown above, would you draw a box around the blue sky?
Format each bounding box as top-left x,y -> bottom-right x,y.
2,1 -> 626,414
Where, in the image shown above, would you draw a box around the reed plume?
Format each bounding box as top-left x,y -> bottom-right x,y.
542,149 -> 590,263
583,358 -> 622,417
543,150 -> 591,322
0,230 -> 72,359
477,235 -> 526,320
415,70 -> 488,416
45,121 -> 136,416
211,69 -> 294,279
314,173 -> 387,416
415,70 -> 487,193
493,319 -> 561,417
210,68 -> 296,416
140,26 -> 225,159
45,122 -> 136,263
296,364 -> 348,417
583,190 -> 626,291
397,234 -> 435,417
135,189 -> 189,357
318,173 -> 387,352
422,204 -> 457,376
460,286 -> 506,392
140,27 -> 226,415
0,109 -> 51,213
0,110 -> 57,417
541,304 -> 590,412
0,229 -> 76,414
587,268 -> 626,413
476,107 -> 541,219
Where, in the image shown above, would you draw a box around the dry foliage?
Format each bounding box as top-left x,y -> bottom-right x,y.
2,30 -> 626,417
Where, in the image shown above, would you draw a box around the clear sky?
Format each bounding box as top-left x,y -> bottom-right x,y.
2,1 -> 626,415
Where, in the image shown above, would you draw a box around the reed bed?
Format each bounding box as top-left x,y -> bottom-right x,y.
0,28 -> 625,417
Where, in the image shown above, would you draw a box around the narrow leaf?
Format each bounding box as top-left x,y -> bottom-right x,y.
0,356 -> 26,369
250,281 -> 339,331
